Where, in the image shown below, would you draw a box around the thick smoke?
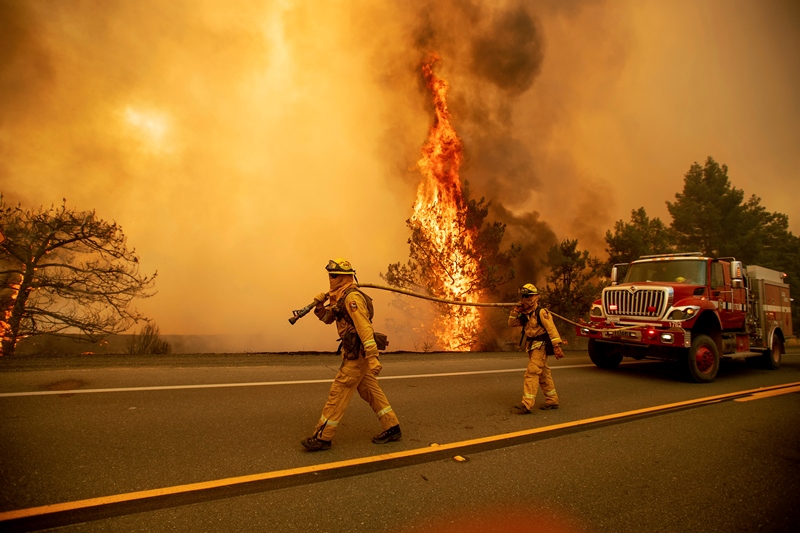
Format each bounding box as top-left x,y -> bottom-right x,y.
0,3 -> 49,121
0,1 -> 419,352
0,0 -> 612,352
3,1 -> 797,352
389,0 -> 563,286
490,204 -> 557,286
470,5 -> 544,95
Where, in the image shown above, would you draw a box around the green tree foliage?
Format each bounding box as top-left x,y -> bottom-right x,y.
0,198 -> 156,356
667,156 -> 800,333
667,157 -> 755,259
604,207 -> 675,272
736,199 -> 797,267
541,239 -> 607,321
742,213 -> 800,334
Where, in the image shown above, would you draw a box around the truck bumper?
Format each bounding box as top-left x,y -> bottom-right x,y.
576,323 -> 691,349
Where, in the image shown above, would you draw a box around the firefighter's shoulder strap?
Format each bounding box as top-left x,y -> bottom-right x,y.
536,307 -> 555,356
516,307 -> 535,347
335,287 -> 374,322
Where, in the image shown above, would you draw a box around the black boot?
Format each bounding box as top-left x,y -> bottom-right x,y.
301,435 -> 332,451
372,424 -> 402,444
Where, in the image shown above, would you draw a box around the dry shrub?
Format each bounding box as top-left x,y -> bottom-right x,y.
126,322 -> 171,355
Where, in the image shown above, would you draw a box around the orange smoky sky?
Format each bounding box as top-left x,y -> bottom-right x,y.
1,0 -> 798,352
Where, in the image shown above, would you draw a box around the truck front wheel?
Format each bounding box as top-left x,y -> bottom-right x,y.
686,334 -> 720,383
588,339 -> 623,369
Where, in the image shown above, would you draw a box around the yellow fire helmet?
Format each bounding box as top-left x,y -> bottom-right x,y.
326,258 -> 356,276
519,283 -> 539,296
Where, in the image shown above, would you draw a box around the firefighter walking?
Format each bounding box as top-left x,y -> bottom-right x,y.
301,258 -> 401,451
508,283 -> 565,414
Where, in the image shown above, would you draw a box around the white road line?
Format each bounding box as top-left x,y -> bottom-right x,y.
0,365 -> 628,398
0,361 -> 655,398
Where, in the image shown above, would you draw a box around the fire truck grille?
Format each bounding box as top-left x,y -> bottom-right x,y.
603,288 -> 668,318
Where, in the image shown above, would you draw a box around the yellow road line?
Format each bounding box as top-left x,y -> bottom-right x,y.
2,380 -> 798,523
734,384 -> 800,402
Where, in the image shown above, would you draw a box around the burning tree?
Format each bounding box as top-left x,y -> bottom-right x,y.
384,54 -> 518,351
0,197 -> 156,356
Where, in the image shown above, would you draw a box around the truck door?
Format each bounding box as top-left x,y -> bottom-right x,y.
711,261 -> 739,330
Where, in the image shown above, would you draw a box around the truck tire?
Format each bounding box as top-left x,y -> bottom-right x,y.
588,339 -> 623,369
761,336 -> 782,370
686,334 -> 720,383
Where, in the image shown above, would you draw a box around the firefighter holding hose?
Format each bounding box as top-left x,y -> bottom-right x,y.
508,283 -> 565,414
300,258 -> 401,452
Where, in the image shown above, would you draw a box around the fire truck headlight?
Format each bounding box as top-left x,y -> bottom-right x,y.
590,304 -> 604,317
667,306 -> 699,321
667,309 -> 685,320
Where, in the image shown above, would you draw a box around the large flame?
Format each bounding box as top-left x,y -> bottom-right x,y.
411,54 -> 481,350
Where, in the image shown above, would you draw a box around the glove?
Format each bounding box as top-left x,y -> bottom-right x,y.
368,356 -> 382,376
313,292 -> 328,304
554,344 -> 565,360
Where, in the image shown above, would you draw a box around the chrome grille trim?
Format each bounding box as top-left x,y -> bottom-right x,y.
603,287 -> 671,318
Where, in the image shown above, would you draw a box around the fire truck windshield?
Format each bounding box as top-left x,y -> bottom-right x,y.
624,259 -> 707,285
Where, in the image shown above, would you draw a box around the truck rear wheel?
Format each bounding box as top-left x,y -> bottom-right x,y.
588,339 -> 623,369
686,334 -> 719,383
761,336 -> 782,370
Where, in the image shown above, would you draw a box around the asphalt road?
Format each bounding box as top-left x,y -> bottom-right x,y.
1,348 -> 799,532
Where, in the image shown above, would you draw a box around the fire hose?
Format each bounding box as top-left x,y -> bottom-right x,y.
289,283 -> 638,333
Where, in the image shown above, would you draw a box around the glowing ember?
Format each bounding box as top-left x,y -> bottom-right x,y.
411,53 -> 481,350
0,274 -> 22,354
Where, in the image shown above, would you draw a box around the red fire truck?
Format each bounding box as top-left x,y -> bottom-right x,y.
576,252 -> 793,382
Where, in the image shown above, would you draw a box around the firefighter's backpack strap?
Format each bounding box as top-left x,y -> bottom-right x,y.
536,307 -> 555,355
335,288 -> 374,322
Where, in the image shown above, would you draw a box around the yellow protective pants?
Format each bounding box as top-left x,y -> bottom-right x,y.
315,356 -> 399,441
521,345 -> 559,410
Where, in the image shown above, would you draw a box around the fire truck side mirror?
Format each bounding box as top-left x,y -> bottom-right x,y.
730,261 -> 744,281
609,263 -> 628,286
732,279 -> 744,289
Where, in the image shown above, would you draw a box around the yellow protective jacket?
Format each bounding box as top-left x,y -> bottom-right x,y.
508,305 -> 563,351
315,288 -> 379,360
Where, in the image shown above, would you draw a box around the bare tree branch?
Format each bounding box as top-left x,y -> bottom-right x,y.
1,197 -> 157,356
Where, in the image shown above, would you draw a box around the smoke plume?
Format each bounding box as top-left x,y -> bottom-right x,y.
2,0 -> 798,352
383,0 -> 583,287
